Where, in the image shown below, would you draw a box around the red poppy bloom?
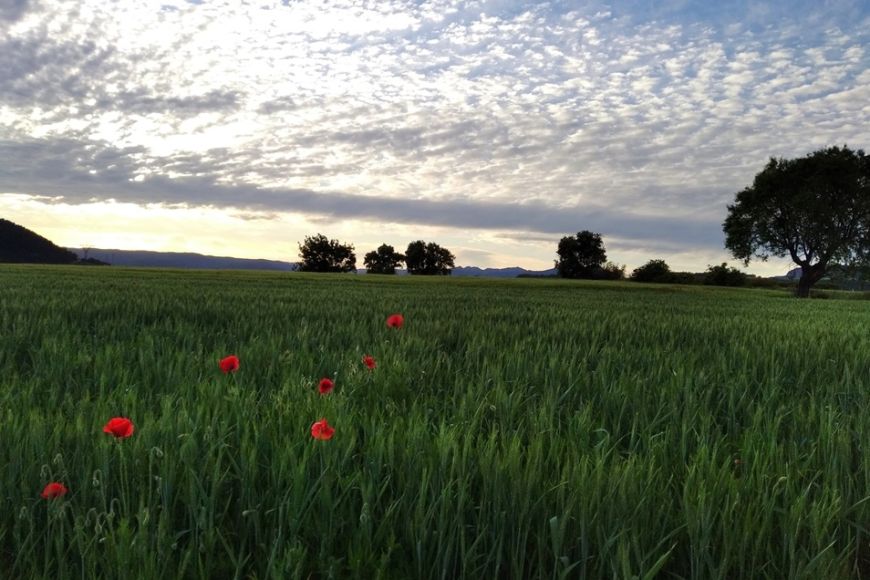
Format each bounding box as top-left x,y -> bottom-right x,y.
362,355 -> 376,370
386,313 -> 404,329
219,355 -> 240,374
311,418 -> 335,440
41,482 -> 68,499
318,377 -> 335,395
103,417 -> 135,439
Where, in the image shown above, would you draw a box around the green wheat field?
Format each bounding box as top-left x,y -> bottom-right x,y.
1,264 -> 869,579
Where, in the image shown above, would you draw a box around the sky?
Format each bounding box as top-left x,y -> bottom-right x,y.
1,0 -> 868,274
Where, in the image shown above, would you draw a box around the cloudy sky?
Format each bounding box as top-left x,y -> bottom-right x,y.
1,0 -> 867,273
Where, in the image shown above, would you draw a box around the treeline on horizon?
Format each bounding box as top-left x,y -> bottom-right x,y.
299,145 -> 870,299
296,229 -> 866,292
1,216 -> 866,293
296,229 -> 756,283
2,144 -> 869,298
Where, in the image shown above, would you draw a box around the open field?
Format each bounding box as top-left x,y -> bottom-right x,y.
1,265 -> 869,578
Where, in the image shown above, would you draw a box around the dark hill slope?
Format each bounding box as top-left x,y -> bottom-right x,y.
0,219 -> 77,264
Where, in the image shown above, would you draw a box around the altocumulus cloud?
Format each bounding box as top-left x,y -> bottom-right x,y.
0,0 -> 867,254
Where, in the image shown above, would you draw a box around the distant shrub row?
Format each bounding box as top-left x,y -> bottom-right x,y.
555,231 -> 751,287
629,260 -> 749,287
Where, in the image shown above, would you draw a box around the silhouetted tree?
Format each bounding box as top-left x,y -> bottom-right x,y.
364,244 -> 405,275
404,241 -> 426,274
599,262 -> 626,280
404,240 -> 455,275
724,146 -> 870,298
704,263 -> 747,287
555,231 -> 607,279
297,234 -> 356,273
630,259 -> 672,283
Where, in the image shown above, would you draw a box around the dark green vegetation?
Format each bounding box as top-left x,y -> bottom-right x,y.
0,218 -> 77,264
404,240 -> 455,275
555,230 -> 624,280
1,265 -> 869,578
724,146 -> 870,298
704,263 -> 748,287
297,234 -> 357,273
556,230 -> 607,278
298,236 -> 456,275
631,258 -> 674,283
363,244 -> 405,275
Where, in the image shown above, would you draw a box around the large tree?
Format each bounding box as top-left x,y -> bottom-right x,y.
555,230 -> 607,279
297,234 -> 356,273
405,240 -> 455,275
364,244 -> 405,275
724,146 -> 870,297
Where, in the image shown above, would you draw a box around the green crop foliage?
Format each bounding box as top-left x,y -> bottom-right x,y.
1,264 -> 869,579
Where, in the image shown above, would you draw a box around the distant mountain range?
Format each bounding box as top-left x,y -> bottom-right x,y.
452,266 -> 558,278
69,248 -> 299,271
67,248 -> 558,277
0,219 -> 799,280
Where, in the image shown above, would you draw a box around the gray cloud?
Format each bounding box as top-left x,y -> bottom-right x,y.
0,0 -> 29,21
100,89 -> 243,116
0,136 -> 724,249
257,96 -> 298,114
0,36 -> 115,108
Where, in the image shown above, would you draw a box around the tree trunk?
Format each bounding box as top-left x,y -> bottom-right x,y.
796,276 -> 812,298
796,264 -> 825,298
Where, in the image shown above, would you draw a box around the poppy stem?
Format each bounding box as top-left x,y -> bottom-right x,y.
118,441 -> 130,516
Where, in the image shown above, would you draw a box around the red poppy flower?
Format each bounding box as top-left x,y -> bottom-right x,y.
362,355 -> 376,370
318,377 -> 335,395
219,355 -> 240,374
41,482 -> 68,499
311,418 -> 335,440
386,313 -> 404,329
103,417 -> 135,439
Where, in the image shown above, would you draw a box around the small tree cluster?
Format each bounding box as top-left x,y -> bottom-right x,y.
555,231 -> 606,279
297,234 -> 356,273
554,231 -> 625,280
405,240 -> 455,275
598,262 -> 626,280
364,244 -> 405,275
298,236 -> 455,275
704,263 -> 747,287
630,259 -> 673,283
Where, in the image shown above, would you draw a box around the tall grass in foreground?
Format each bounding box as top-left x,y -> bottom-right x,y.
1,265 -> 869,578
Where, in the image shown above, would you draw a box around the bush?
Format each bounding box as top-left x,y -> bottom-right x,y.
596,262 -> 626,280
704,263 -> 747,287
670,271 -> 701,285
630,259 -> 672,283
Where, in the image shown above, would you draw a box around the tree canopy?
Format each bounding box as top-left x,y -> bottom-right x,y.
297,234 -> 356,273
404,240 -> 455,275
704,263 -> 747,287
724,146 -> 870,297
364,244 -> 405,275
630,259 -> 672,283
555,231 -> 608,279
